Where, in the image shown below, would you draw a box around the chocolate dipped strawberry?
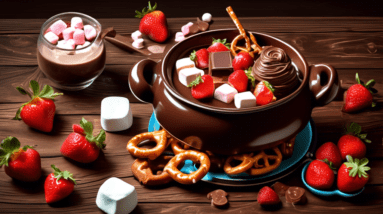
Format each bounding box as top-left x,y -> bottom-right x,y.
60,118 -> 106,163
207,38 -> 230,53
44,165 -> 76,203
190,48 -> 209,69
337,155 -> 370,193
253,81 -> 276,106
188,75 -> 214,100
13,80 -> 63,132
305,160 -> 335,190
338,122 -> 370,160
0,136 -> 41,182
232,51 -> 254,71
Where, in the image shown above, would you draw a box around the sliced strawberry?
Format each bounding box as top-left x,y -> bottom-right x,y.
228,70 -> 248,92
253,81 -> 276,106
232,51 -> 254,71
190,48 -> 209,69
188,75 -> 214,100
207,38 -> 230,53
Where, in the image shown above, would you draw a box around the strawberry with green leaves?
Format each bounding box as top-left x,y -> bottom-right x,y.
337,155 -> 370,193
207,38 -> 230,53
337,122 -> 370,160
253,81 -> 276,106
60,118 -> 106,163
44,165 -> 76,203
13,80 -> 62,132
0,136 -> 41,182
188,75 -> 214,100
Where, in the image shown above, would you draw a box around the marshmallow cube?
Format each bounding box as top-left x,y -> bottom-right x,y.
57,39 -> 75,50
132,38 -> 144,49
179,67 -> 204,87
131,30 -> 142,40
96,177 -> 138,214
176,57 -> 195,72
175,32 -> 185,42
214,84 -> 238,103
202,13 -> 212,22
234,91 -> 257,108
181,22 -> 194,36
63,27 -> 75,41
84,25 -> 97,41
50,20 -> 67,36
44,32 -> 59,44
71,17 -> 84,29
101,97 -> 133,132
76,41 -> 91,49
73,29 -> 85,45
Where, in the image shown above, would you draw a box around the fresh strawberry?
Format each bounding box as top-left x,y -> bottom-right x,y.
342,73 -> 376,113
315,142 -> 342,168
232,51 -> 254,71
337,123 -> 370,160
60,118 -> 106,163
190,48 -> 209,69
72,124 -> 85,135
207,38 -> 230,53
188,75 -> 214,100
337,155 -> 370,193
13,80 -> 63,132
135,2 -> 169,43
305,160 -> 335,190
253,81 -> 276,106
44,165 -> 76,203
257,186 -> 281,206
228,70 -> 249,92
0,136 -> 41,182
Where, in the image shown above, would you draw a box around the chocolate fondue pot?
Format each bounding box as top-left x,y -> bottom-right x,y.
129,29 -> 339,155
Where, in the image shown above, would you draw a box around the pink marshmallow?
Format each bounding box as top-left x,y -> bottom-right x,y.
131,30 -> 142,40
57,39 -> 75,50
181,22 -> 194,36
175,32 -> 185,42
132,38 -> 144,49
50,20 -> 67,36
63,27 -> 75,41
84,25 -> 97,41
44,31 -> 59,44
73,29 -> 85,45
71,17 -> 84,29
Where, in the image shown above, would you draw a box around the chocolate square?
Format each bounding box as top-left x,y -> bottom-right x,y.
209,51 -> 233,77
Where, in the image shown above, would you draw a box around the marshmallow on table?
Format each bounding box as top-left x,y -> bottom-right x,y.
96,177 -> 138,214
176,57 -> 195,73
50,20 -> 67,36
234,91 -> 257,108
63,27 -> 75,41
73,29 -> 85,45
71,17 -> 84,29
181,22 -> 194,36
131,30 -> 142,40
44,32 -> 59,44
175,32 -> 185,42
132,38 -> 144,49
214,84 -> 238,103
84,24 -> 97,41
101,97 -> 133,132
57,39 -> 75,50
179,67 -> 204,87
202,13 -> 212,22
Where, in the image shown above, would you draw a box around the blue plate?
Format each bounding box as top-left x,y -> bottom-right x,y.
301,161 -> 364,197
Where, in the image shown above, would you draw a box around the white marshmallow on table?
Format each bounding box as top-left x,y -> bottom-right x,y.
202,13 -> 212,22
63,27 -> 75,41
76,41 -> 91,49
101,96 -> 133,132
84,24 -> 97,41
132,38 -> 144,49
96,177 -> 138,214
214,84 -> 238,103
50,19 -> 67,36
179,67 -> 204,87
175,32 -> 185,42
131,30 -> 142,40
44,32 -> 59,44
181,22 -> 194,36
234,91 -> 257,108
71,17 -> 84,29
176,57 -> 195,73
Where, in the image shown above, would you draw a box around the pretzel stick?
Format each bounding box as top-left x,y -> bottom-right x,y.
226,6 -> 251,51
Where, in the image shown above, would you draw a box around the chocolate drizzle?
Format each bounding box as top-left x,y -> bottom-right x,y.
252,46 -> 299,97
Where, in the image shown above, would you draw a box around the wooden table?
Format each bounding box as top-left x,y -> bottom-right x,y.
0,17 -> 382,213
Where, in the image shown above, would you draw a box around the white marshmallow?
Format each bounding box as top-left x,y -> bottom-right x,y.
234,91 -> 257,108
202,13 -> 212,22
96,177 -> 138,214
44,31 -> 59,44
175,32 -> 185,42
71,17 -> 84,29
132,38 -> 144,49
176,57 -> 195,73
57,39 -> 75,50
101,97 -> 133,132
131,30 -> 142,40
76,41 -> 91,49
214,84 -> 238,103
179,67 -> 204,87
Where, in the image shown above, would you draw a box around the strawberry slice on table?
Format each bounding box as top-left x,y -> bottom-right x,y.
0,136 -> 41,182
342,73 -> 377,113
44,165 -> 76,203
253,81 -> 276,106
190,48 -> 209,69
207,38 -> 230,53
188,75 -> 214,100
257,186 -> 281,206
228,70 -> 249,92
232,51 -> 254,71
60,118 -> 106,163
337,155 -> 370,193
337,122 -> 371,160
315,142 -> 342,168
13,80 -> 63,132
135,2 -> 169,43
305,160 -> 335,190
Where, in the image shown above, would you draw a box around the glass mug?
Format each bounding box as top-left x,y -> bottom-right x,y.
37,12 -> 106,91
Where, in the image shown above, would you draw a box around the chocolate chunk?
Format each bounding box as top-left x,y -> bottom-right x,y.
209,51 -> 233,77
197,17 -> 209,31
207,189 -> 228,207
285,187 -> 307,204
272,182 -> 290,196
189,23 -> 200,35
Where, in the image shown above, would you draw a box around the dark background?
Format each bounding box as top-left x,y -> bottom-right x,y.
1,0 -> 382,19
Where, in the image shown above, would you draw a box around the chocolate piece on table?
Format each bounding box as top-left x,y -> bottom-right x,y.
189,23 -> 200,35
197,17 -> 209,31
285,187 -> 307,204
209,51 -> 233,77
207,189 -> 229,207
272,182 -> 290,196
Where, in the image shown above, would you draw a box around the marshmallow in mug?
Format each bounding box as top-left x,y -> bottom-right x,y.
57,39 -> 76,50
63,27 -> 75,41
214,84 -> 238,103
234,91 -> 257,108
44,32 -> 59,44
73,29 -> 85,45
84,24 -> 97,41
101,97 -> 133,132
71,17 -> 84,29
50,20 -> 67,36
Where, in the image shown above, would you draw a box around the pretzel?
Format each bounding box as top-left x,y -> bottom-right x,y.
280,136 -> 296,158
206,150 -> 225,172
223,153 -> 255,175
170,138 -> 191,155
164,150 -> 210,184
131,155 -> 174,186
226,6 -> 251,52
127,129 -> 169,160
247,147 -> 283,176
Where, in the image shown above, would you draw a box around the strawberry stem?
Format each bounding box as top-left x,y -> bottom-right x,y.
245,67 -> 256,87
79,118 -> 106,149
188,75 -> 204,87
135,1 -> 157,18
344,155 -> 370,178
211,38 -> 231,49
51,165 -> 77,185
0,136 -> 33,167
345,122 -> 371,143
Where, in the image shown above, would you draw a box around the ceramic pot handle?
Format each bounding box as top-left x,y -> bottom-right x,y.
309,64 -> 340,106
128,59 -> 158,103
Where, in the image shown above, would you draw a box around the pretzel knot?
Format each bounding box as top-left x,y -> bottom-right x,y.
223,153 -> 255,175
170,138 -> 191,155
126,129 -> 168,160
131,155 -> 174,186
164,150 -> 210,185
247,147 -> 282,176
231,34 -> 262,58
